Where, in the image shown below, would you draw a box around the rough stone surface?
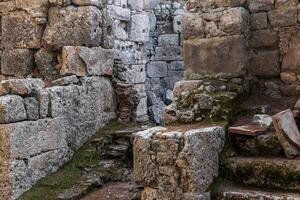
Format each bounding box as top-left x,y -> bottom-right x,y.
43,6 -> 103,50
61,46 -> 113,77
134,126 -> 225,199
184,36 -> 248,79
0,95 -> 27,124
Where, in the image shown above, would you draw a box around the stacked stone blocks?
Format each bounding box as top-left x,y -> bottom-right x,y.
164,2 -> 251,124
0,1 -> 116,199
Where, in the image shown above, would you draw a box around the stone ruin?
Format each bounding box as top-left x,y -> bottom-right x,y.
0,0 -> 188,199
2,0 -> 300,199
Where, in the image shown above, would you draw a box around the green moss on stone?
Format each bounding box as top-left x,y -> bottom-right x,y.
19,120 -> 127,200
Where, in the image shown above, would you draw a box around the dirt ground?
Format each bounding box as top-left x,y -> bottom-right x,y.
81,182 -> 138,200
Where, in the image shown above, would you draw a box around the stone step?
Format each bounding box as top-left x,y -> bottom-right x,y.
233,131 -> 284,156
226,157 -> 300,191
216,185 -> 300,200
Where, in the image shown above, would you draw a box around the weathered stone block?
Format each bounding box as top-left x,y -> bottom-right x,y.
15,0 -> 49,17
0,95 -> 26,124
107,5 -> 131,21
268,6 -> 297,27
250,12 -> 268,30
182,13 -> 205,39
0,117 -> 71,199
72,0 -> 105,8
184,35 -> 248,79
43,6 -> 103,50
183,7 -> 249,39
282,31 -> 300,73
61,46 -> 113,77
158,34 -> 179,46
134,126 -> 225,199
52,75 -> 79,86
155,46 -> 182,61
147,61 -> 168,78
219,7 -> 249,35
119,65 -> 146,84
1,49 -> 34,76
1,11 -> 43,49
248,0 -> 275,13
130,13 -> 150,42
0,78 -> 45,96
24,97 -> 40,120
168,61 -> 184,71
114,40 -> 147,65
250,50 -> 280,78
249,29 -> 278,48
35,48 -> 58,79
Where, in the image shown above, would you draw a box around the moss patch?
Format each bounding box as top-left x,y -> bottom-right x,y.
19,120 -> 131,200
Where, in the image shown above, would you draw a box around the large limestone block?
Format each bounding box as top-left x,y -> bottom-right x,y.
184,35 -> 248,79
0,95 -> 27,124
43,6 -> 103,50
1,11 -> 43,49
134,126 -> 225,199
0,117 -> 72,200
61,46 -> 113,76
47,77 -> 116,149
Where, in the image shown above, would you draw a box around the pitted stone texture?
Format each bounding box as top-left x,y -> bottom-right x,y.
43,6 -> 103,51
134,126 -> 225,200
0,95 -> 26,124
130,13 -> 150,42
35,48 -> 59,79
15,0 -> 49,17
0,117 -> 72,199
1,49 -> 34,77
1,11 -> 43,49
72,0 -> 105,8
47,77 -> 116,149
182,7 -> 249,39
61,46 -> 113,77
184,35 -> 248,79
52,75 -> 79,86
0,78 -> 45,96
24,97 -> 40,120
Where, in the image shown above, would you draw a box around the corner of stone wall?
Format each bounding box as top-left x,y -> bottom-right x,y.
0,0 -> 116,199
164,0 -> 252,124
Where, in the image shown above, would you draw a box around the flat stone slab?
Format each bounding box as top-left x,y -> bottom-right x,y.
229,124 -> 268,136
227,157 -> 300,191
273,109 -> 300,150
217,185 -> 300,200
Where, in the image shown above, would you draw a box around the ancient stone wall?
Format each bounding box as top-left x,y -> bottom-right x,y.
0,1 -> 116,199
185,0 -> 300,98
109,0 -> 187,124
